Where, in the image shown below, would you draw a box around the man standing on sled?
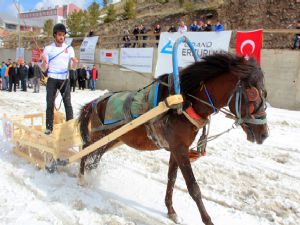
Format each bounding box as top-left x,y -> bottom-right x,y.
41,23 -> 78,135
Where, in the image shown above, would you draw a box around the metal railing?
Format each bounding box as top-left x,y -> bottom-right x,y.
1,29 -> 299,49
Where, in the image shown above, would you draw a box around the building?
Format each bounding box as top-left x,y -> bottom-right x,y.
0,12 -> 18,32
108,0 -> 121,5
19,3 -> 81,28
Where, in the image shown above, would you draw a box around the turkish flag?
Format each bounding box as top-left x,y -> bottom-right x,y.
32,48 -> 43,62
105,52 -> 112,58
236,29 -> 263,64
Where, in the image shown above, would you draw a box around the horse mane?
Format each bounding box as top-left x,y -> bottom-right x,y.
180,53 -> 264,95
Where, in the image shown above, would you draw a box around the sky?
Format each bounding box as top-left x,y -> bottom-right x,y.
0,0 -> 103,17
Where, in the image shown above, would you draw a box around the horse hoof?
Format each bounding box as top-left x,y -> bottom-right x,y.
78,173 -> 85,186
168,213 -> 182,224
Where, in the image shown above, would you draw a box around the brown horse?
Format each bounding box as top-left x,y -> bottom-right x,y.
78,53 -> 269,225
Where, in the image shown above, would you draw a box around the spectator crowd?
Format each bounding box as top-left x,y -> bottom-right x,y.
122,19 -> 224,48
0,59 -> 99,93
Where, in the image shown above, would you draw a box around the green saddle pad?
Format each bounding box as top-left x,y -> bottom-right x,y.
104,82 -> 159,125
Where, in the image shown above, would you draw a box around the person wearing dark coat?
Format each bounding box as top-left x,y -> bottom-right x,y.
77,65 -> 87,90
18,62 -> 28,91
204,20 -> 213,31
69,69 -> 77,92
8,62 -> 18,92
28,62 -> 34,88
139,24 -> 148,48
132,25 -> 139,47
168,25 -> 177,33
33,62 -> 42,93
154,24 -> 161,47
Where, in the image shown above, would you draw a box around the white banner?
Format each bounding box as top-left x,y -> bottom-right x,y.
100,49 -> 119,65
155,31 -> 232,77
65,37 -> 73,46
120,48 -> 153,73
80,36 -> 99,63
16,48 -> 25,62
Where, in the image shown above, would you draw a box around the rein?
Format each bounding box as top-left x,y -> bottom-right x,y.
186,80 -> 267,150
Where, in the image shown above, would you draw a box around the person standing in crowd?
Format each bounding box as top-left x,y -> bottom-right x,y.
86,66 -> 91,90
69,68 -> 77,92
205,20 -> 213,31
18,62 -> 28,92
198,20 -> 206,31
41,23 -> 78,135
5,60 -> 11,91
214,19 -> 224,31
28,62 -> 34,88
292,20 -> 300,49
154,24 -> 161,47
122,30 -> 131,48
178,21 -> 187,33
90,65 -> 98,91
8,62 -> 17,92
1,61 -> 7,90
88,29 -> 94,37
132,25 -> 139,47
189,20 -> 199,32
33,62 -> 42,93
139,24 -> 148,48
77,65 -> 87,90
0,65 -> 2,90
15,61 -> 21,89
168,25 -> 177,32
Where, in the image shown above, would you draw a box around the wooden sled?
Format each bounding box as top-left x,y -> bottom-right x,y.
1,111 -> 83,169
1,95 -> 183,170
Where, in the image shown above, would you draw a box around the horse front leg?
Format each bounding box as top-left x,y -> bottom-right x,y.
165,153 -> 180,223
171,143 -> 214,225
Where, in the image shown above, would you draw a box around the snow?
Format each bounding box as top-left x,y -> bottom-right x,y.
0,87 -> 299,225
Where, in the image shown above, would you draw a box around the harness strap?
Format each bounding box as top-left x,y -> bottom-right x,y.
183,111 -> 208,129
48,45 -> 71,63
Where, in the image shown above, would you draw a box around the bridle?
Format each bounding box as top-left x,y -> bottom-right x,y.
227,80 -> 268,126
186,79 -> 268,150
187,80 -> 267,127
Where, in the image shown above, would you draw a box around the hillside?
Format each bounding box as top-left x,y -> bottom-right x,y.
96,0 -> 300,48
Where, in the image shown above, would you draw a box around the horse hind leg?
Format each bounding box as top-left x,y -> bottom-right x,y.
78,140 -> 120,185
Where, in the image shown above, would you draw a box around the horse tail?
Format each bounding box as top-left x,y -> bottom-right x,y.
78,102 -> 93,144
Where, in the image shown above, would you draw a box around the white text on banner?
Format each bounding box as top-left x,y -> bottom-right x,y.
80,36 -> 99,63
155,31 -> 232,77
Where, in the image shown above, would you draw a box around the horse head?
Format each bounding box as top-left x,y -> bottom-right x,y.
227,58 -> 269,144
180,53 -> 269,145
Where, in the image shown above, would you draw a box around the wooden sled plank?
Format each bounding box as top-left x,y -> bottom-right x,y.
14,148 -> 45,169
67,95 -> 183,164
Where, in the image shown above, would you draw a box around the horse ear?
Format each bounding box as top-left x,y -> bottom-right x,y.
246,87 -> 259,102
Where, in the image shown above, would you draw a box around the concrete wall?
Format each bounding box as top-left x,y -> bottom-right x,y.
1,48 -> 300,110
261,49 -> 300,110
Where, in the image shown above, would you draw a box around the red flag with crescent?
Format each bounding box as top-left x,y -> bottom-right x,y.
236,29 -> 263,64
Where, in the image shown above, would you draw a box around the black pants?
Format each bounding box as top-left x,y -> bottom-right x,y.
21,78 -> 27,91
46,77 -> 73,131
9,77 -> 16,92
70,79 -> 76,92
78,80 -> 85,90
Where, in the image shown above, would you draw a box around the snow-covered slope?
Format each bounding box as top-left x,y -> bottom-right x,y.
0,88 -> 299,225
